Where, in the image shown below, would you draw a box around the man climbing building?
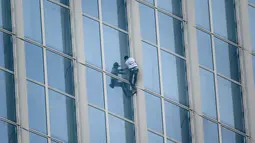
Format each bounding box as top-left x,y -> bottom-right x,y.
124,56 -> 139,94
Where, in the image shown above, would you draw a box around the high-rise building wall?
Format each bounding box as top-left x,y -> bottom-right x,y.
0,0 -> 255,143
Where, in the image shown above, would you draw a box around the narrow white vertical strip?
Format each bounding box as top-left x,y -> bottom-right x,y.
126,0 -> 148,143
183,0 -> 204,143
69,0 -> 90,142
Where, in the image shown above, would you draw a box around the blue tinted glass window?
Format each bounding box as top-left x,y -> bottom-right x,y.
109,115 -> 135,143
103,26 -> 129,72
106,75 -> 133,120
23,0 -> 42,43
161,51 -> 188,105
165,101 -> 190,142
30,132 -> 48,143
145,92 -> 163,133
148,131 -> 163,143
102,0 -> 127,30
0,70 -> 16,121
86,68 -> 104,108
49,90 -> 77,143
0,0 -> 12,31
44,1 -> 72,55
218,76 -> 244,132
25,42 -> 44,83
203,119 -> 219,143
82,0 -> 98,18
195,0 -> 210,30
211,0 -> 237,42
196,30 -> 213,69
88,107 -> 106,143
139,4 -> 157,44
83,17 -> 102,68
53,0 -> 69,5
158,0 -> 182,17
142,42 -> 160,93
0,121 -> 17,143
0,32 -> 13,71
249,6 -> 255,52
27,81 -> 47,134
200,68 -> 217,118
215,38 -> 240,82
144,0 -> 154,5
253,56 -> 255,85
158,12 -> 184,56
250,0 -> 255,5
222,127 -> 245,143
47,51 -> 74,95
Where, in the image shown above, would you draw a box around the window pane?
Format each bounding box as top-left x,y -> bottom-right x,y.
165,101 -> 190,142
195,0 -> 210,30
83,17 -> 102,68
148,131 -> 164,143
161,51 -> 188,105
88,107 -> 106,143
44,1 -> 72,55
0,121 -> 17,143
218,76 -> 244,132
142,42 -> 160,93
106,75 -> 134,120
82,0 -> 98,18
109,115 -> 135,143
53,0 -> 69,5
222,127 -> 245,143
145,92 -> 163,133
158,0 -> 182,17
30,132 -> 48,143
158,12 -> 184,56
144,0 -> 154,5
211,0 -> 237,42
167,140 -> 174,143
249,6 -> 255,52
139,4 -> 157,44
103,26 -> 129,72
0,32 -> 13,71
101,0 -> 127,30
27,81 -> 47,134
25,42 -> 44,83
86,68 -> 104,108
196,30 -> 213,69
47,51 -> 74,95
0,0 -> 12,31
49,90 -> 77,143
215,38 -> 240,82
23,0 -> 42,43
250,0 -> 255,5
200,68 -> 217,118
0,70 -> 16,121
203,119 -> 219,143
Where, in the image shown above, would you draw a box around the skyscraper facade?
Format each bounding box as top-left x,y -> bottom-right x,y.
0,0 -> 255,143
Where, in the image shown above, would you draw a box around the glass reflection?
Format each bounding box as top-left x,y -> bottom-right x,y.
109,115 -> 135,143
145,92 -> 163,133
148,131 -> 163,143
218,76 -> 244,132
88,107 -> 106,143
211,0 -> 237,42
200,68 -> 217,118
83,17 -> 102,68
47,51 -> 74,95
195,0 -> 210,30
49,90 -> 77,143
139,4 -> 157,44
30,132 -> 48,143
44,0 -> 72,55
23,0 -> 42,43
165,101 -> 190,142
161,51 -> 188,105
0,70 -> 16,121
25,42 -> 44,83
102,0 -> 127,30
158,12 -> 184,56
222,127 -> 245,143
0,121 -> 17,143
142,42 -> 160,93
203,119 -> 219,143
0,32 -> 13,71
27,81 -> 47,134
82,0 -> 98,18
158,0 -> 182,17
215,38 -> 240,82
249,6 -> 255,52
0,0 -> 12,31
